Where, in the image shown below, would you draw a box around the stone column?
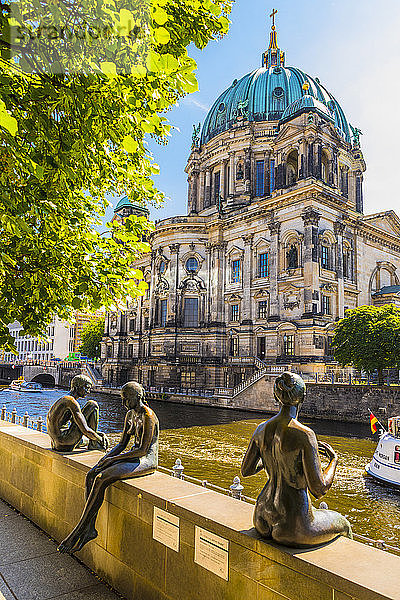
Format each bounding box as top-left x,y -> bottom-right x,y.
242,234 -> 254,324
210,242 -> 227,325
334,221 -> 346,319
191,170 -> 199,214
229,152 -> 235,197
301,208 -> 321,316
205,170 -> 211,207
244,148 -> 251,194
199,170 -> 205,211
205,243 -> 212,322
169,244 -> 180,325
220,161 -> 226,204
299,139 -> 307,179
268,220 -> 281,321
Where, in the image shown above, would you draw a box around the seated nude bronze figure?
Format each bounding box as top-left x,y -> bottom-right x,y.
58,381 -> 159,554
47,375 -> 108,452
241,372 -> 352,548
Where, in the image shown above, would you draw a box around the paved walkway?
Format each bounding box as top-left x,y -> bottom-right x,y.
0,499 -> 123,600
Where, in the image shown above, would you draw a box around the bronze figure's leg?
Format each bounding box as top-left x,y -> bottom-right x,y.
61,400 -> 100,450
58,461 -> 155,554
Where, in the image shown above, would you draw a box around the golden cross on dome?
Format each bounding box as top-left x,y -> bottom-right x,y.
270,8 -> 278,28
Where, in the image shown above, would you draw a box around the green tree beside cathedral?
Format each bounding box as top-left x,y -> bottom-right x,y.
332,305 -> 400,384
79,317 -> 106,359
0,0 -> 231,349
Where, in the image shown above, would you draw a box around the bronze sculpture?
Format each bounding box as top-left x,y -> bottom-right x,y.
241,372 -> 352,547
47,374 -> 109,452
58,381 -> 159,554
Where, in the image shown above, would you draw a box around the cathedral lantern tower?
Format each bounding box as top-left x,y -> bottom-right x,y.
186,10 -> 366,216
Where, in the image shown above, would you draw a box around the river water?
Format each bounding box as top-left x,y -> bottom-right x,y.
1,387 -> 399,545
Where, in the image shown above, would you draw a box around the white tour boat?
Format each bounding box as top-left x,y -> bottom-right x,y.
365,416 -> 400,488
10,380 -> 43,393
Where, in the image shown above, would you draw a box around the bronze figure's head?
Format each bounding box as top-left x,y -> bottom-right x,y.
274,371 -> 306,407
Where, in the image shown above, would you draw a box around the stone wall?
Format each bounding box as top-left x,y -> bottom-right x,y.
303,383 -> 400,423
0,419 -> 398,600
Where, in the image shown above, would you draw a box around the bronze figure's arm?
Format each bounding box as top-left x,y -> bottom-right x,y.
302,432 -> 338,499
241,434 -> 263,477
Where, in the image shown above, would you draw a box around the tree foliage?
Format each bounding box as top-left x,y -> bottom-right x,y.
332,304 -> 400,382
0,0 -> 232,349
79,316 -> 105,358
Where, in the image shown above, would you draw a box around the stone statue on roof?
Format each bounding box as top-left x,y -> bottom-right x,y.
350,124 -> 362,148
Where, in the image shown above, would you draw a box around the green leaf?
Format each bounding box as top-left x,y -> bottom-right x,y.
154,27 -> 170,45
0,109 -> 18,136
122,135 -> 138,153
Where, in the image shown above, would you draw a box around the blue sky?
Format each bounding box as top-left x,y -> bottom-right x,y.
111,0 -> 400,221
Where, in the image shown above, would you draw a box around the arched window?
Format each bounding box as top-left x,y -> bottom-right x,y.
287,244 -> 299,269
186,257 -> 199,273
286,150 -> 298,186
343,242 -> 353,280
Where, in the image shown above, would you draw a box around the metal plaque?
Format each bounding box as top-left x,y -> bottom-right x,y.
194,526 -> 229,581
153,507 -> 180,552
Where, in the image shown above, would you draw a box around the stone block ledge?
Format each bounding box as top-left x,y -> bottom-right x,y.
0,419 -> 398,600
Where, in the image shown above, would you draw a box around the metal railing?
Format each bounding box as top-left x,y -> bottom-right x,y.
1,406 -> 46,432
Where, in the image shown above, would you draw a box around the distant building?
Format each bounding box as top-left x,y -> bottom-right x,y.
101,16 -> 400,390
4,318 -> 72,362
3,310 -> 104,362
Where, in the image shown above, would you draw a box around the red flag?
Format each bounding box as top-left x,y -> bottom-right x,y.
370,413 -> 378,434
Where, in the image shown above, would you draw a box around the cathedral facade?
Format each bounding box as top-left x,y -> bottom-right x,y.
101,20 -> 400,390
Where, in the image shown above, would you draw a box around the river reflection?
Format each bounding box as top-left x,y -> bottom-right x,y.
1,388 -> 399,544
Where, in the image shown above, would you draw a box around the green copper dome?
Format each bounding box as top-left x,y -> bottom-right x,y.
200,23 -> 351,146
114,196 -> 150,216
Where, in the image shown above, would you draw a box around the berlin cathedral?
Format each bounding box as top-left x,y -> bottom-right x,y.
101,15 -> 400,392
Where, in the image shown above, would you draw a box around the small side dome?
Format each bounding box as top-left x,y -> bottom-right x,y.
280,95 -> 334,124
114,196 -> 150,217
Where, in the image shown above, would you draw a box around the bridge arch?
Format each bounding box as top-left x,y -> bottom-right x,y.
31,373 -> 56,388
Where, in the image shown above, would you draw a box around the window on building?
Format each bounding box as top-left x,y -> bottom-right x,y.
183,297 -> 199,327
230,336 -> 239,357
144,317 -> 149,330
230,304 -> 240,322
160,299 -> 167,327
322,295 -> 331,315
321,245 -> 330,269
186,257 -> 199,273
259,252 -> 269,278
214,171 -> 221,204
129,318 -> 136,332
257,337 -> 266,359
283,334 -> 295,356
326,336 -> 334,356
159,261 -> 166,274
258,300 -> 269,319
255,160 -> 265,197
106,346 -> 112,358
231,259 -> 241,283
180,369 -> 196,389
128,345 -> 134,358
270,158 -> 276,194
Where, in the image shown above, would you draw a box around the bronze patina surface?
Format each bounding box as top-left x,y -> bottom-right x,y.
46,374 -> 109,452
58,381 -> 159,554
241,372 -> 352,548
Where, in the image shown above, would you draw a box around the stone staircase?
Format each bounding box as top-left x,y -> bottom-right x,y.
83,364 -> 103,386
214,359 -> 291,399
